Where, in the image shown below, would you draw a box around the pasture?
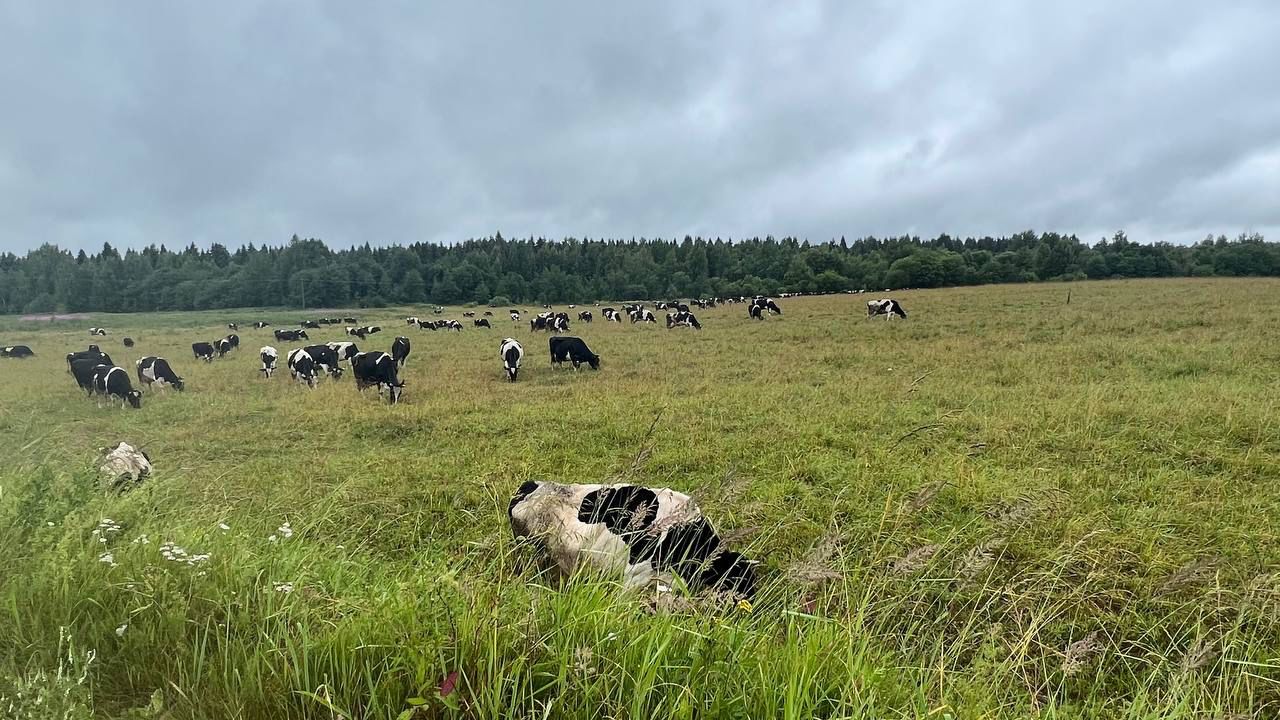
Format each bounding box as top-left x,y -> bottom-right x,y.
1,278 -> 1278,719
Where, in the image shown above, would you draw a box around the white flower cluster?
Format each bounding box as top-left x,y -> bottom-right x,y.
115,623 -> 128,637
131,534 -> 150,545
268,521 -> 294,543
159,542 -> 210,566
91,518 -> 123,543
98,552 -> 117,567
272,581 -> 294,594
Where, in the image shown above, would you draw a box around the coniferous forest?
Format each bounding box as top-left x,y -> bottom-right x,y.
1,230 -> 1276,313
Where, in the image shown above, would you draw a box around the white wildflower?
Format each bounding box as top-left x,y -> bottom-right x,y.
277,522 -> 294,539
115,624 -> 127,637
217,522 -> 231,531
47,521 -> 55,526
268,535 -> 278,543
98,552 -> 116,567
273,581 -> 294,594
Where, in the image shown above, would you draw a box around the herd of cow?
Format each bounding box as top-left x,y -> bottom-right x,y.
3,295 -> 910,411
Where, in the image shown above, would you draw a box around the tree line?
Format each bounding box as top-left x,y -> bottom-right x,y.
1,230 -> 1276,314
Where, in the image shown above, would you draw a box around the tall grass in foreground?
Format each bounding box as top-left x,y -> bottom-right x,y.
2,279 -> 1278,718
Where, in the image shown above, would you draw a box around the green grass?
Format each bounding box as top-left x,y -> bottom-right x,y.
1,278 -> 1278,719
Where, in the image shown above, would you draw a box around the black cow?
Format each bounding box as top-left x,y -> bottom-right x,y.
391,336 -> 411,367
192,342 -> 216,362
70,359 -> 109,393
301,344 -> 343,378
500,338 -> 523,382
530,315 -> 550,332
216,338 -> 233,357
352,351 -> 404,404
67,348 -> 111,374
867,298 -> 907,320
274,329 -> 309,342
122,337 -> 135,347
135,356 -> 184,391
253,321 -> 270,329
549,336 -> 600,370
508,481 -> 756,597
474,318 -> 491,328
2,345 -> 34,358
301,320 -> 321,329
342,317 -> 357,323
92,366 -> 142,409
463,311 -> 476,317
483,311 -> 493,316
286,349 -> 318,388
749,304 -> 765,320
226,333 -> 240,349
578,311 -> 593,323
751,297 -> 783,315
260,346 -> 278,378
418,320 -> 437,331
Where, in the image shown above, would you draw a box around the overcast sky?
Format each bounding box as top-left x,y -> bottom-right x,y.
2,2 -> 1278,254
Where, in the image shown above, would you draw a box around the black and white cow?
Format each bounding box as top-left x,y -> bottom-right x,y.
483,310 -> 494,316
406,316 -> 420,326
508,481 -> 756,597
300,344 -> 343,378
391,336 -> 411,367
326,341 -> 360,364
474,318 -> 491,328
342,316 -> 357,324
530,315 -> 550,332
578,311 -> 593,323
751,297 -> 783,316
70,359 -> 109,393
445,320 -> 462,331
666,310 -> 702,329
89,327 -> 107,336
346,326 -> 368,339
867,298 -> 907,320
351,351 -> 404,404
227,323 -> 238,331
216,338 -> 234,357
1,345 -> 34,358
551,314 -> 570,333
92,366 -> 143,409
549,336 -> 601,370
630,308 -> 656,323
192,342 -> 216,362
365,325 -> 382,335
602,308 -> 622,323
301,320 -> 321,329
135,356 -> 184,391
500,338 -> 524,382
463,311 -> 476,317
511,311 -> 521,322
260,346 -> 279,378
286,348 -> 318,388
274,329 -> 309,342
122,337 -> 135,347
253,321 -> 270,329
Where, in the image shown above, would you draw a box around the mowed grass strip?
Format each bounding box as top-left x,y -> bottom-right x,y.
1,278 -> 1278,719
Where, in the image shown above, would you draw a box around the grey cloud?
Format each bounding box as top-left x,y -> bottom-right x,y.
1,1 -> 1278,254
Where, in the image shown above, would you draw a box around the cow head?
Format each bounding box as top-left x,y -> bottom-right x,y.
173,377 -> 185,392
126,390 -> 143,409
388,382 -> 404,404
700,551 -> 757,598
506,365 -> 518,382
587,353 -> 601,370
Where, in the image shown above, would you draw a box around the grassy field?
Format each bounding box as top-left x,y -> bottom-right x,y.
1,278 -> 1278,719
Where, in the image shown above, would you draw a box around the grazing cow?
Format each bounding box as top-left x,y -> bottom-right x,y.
500,338 -> 524,382
549,336 -> 601,370
749,304 -> 765,320
406,316 -> 420,326
227,323 -> 238,331
260,346 -> 279,378
751,297 -> 783,315
511,311 -> 521,322
602,308 -> 622,323
92,366 -> 143,409
67,348 -> 111,374
418,320 -> 437,331
300,344 -> 343,378
301,320 -> 320,329
508,481 -> 756,597
253,321 -> 270,329
630,309 -> 656,323
474,318 -> 491,328
1,345 -> 34,358
445,320 -> 462,331
391,336 -> 411,367
351,351 -> 405,404
326,341 -> 360,363
216,338 -> 234,357
89,327 -> 107,336
463,311 -> 476,317
274,329 -> 309,342
135,356 -> 184,392
483,311 -> 493,316
122,337 -> 135,347
286,349 -> 318,388
70,359 -> 109,393
867,298 -> 907,320
365,325 -> 382,335
578,311 -> 593,323
226,333 -> 240,349
667,310 -> 702,329
342,317 -> 357,324
346,326 -> 367,339
192,342 -> 216,362
551,315 -> 570,333
530,315 -> 550,332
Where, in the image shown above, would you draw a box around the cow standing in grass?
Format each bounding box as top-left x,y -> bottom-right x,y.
391,336 -> 411,367
260,346 -> 278,378
351,351 -> 405,404
866,299 -> 907,320
135,357 -> 184,392
500,338 -> 523,382
92,366 -> 142,409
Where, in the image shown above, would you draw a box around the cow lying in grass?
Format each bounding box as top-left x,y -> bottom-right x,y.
508,481 -> 756,598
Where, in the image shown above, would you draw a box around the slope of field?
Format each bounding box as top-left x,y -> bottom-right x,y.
1,279 -> 1277,719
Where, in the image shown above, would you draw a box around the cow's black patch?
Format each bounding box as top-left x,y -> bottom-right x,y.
509,480 -> 540,518
577,486 -> 659,536
700,550 -> 757,597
